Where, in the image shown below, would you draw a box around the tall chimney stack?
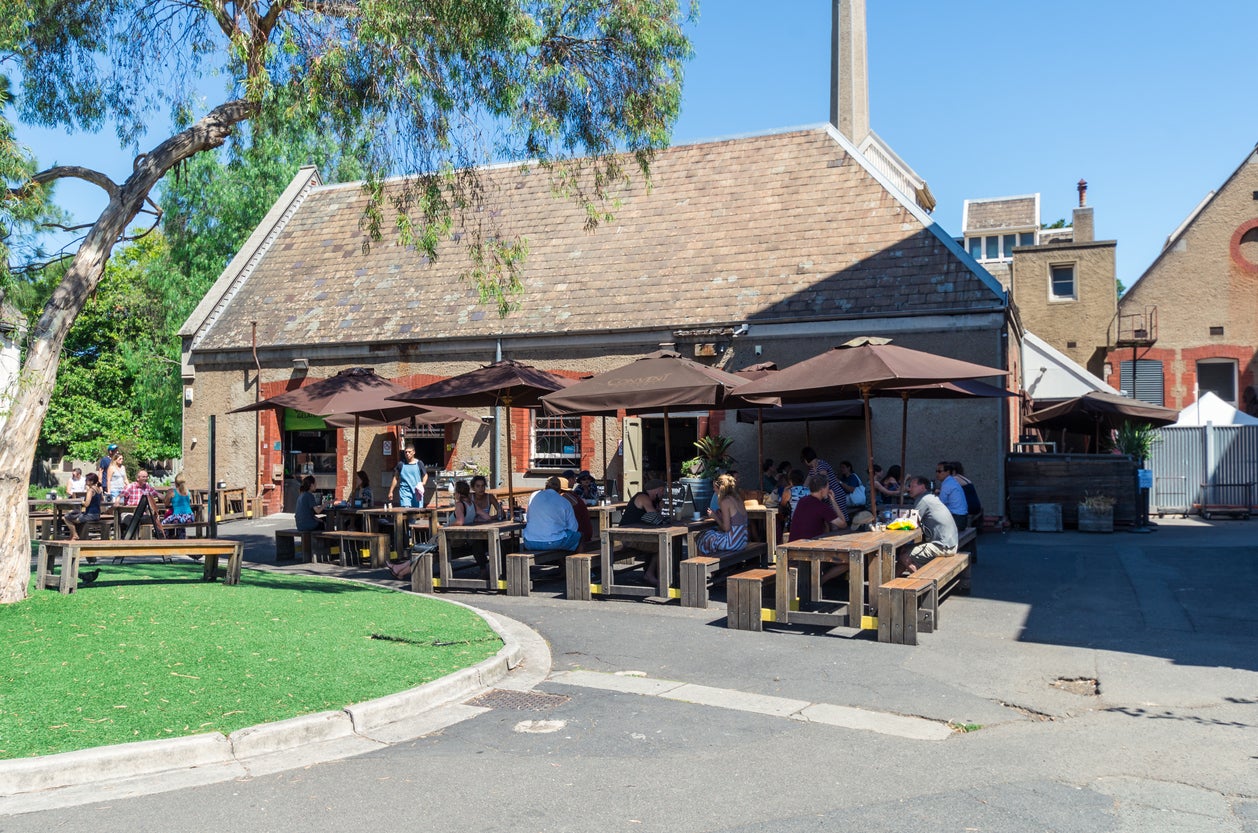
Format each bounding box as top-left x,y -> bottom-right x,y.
830,0 -> 870,145
1077,179 -> 1088,206
1073,179 -> 1094,242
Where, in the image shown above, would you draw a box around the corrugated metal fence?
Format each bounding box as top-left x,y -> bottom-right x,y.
1149,425 -> 1258,516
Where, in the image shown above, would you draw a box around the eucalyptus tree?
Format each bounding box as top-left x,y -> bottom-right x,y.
0,0 -> 693,601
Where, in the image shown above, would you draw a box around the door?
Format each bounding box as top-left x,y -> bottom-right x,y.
623,417 -> 643,498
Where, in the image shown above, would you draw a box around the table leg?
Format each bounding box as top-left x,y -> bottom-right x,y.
599,529 -> 613,593
487,532 -> 503,591
848,551 -> 865,627
776,551 -> 790,624
764,510 -> 777,566
437,529 -> 454,587
655,530 -> 670,597
809,560 -> 822,603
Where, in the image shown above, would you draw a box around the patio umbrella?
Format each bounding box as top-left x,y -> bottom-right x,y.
228,367 -> 465,478
1025,390 -> 1177,451
733,338 -> 1007,516
540,351 -> 754,508
387,360 -> 572,508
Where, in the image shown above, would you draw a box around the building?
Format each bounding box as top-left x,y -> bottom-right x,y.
961,183 -> 1118,381
1105,145 -> 1258,411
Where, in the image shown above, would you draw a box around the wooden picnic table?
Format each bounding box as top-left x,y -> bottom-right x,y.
600,518 -> 716,599
589,500 -> 629,536
743,503 -> 779,564
359,506 -> 433,557
775,527 -> 922,630
36,538 -> 244,593
436,520 -> 525,592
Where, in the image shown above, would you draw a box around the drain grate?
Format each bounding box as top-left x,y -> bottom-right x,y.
465,689 -> 571,711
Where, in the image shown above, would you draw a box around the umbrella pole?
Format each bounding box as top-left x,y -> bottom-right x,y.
663,407 -> 673,515
862,386 -> 877,519
757,408 -> 764,495
352,415 -> 361,498
602,416 -> 608,491
504,395 -> 516,516
899,392 -> 909,506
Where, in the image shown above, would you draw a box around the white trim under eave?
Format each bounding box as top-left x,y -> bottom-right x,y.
821,124 -> 1008,304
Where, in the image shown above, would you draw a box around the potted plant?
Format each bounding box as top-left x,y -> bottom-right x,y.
680,435 -> 735,512
1078,492 -> 1116,533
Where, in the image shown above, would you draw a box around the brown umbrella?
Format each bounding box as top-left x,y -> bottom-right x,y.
1025,390 -> 1177,451
228,367 -> 463,477
388,360 -> 573,508
733,338 -> 1007,516
540,351 -> 753,508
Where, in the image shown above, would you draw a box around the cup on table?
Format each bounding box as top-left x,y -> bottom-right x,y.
385,501 -> 393,510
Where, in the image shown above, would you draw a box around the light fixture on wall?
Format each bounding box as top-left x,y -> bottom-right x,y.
292,357 -> 309,370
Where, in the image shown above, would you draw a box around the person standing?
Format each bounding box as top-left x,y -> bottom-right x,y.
899,475 -> 958,576
802,447 -> 847,521
105,451 -> 128,500
98,443 -> 118,484
387,445 -> 426,507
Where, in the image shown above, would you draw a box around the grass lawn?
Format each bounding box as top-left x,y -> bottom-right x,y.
0,563 -> 502,760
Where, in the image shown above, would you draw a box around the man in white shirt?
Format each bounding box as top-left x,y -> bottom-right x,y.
523,476 -> 581,553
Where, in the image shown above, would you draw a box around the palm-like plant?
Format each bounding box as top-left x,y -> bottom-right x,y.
684,435 -> 735,479
1110,422 -> 1160,462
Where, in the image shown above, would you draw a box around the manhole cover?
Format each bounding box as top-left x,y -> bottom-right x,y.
465,689 -> 571,711
1051,677 -> 1100,696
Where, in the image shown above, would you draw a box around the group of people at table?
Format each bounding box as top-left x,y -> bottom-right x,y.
57,442 -> 197,545
350,442 -> 983,590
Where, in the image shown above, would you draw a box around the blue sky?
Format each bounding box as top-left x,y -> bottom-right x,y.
18,0 -> 1258,288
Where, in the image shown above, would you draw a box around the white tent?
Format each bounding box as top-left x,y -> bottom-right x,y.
1174,391 -> 1258,426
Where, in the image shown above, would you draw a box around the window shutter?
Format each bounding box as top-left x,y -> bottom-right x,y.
1119,359 -> 1164,405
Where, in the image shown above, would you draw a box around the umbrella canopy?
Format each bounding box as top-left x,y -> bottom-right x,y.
387,360 -> 573,507
540,351 -> 754,506
540,350 -> 751,416
733,340 -> 1008,404
229,367 -> 408,416
735,401 -> 865,423
731,339 -> 1008,516
323,403 -> 483,429
1025,390 -> 1178,433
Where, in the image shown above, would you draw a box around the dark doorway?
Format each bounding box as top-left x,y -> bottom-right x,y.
641,416 -> 699,481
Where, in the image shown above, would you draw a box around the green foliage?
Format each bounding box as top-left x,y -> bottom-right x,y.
1109,422 -> 1160,462
1041,218 -> 1068,230
683,435 -> 735,479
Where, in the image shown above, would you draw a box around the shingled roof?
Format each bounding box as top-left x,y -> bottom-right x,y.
186,126 -> 1003,354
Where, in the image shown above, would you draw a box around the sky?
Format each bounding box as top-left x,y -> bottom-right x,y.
16,0 -> 1258,289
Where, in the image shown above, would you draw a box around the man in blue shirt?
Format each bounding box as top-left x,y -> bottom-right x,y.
523,476 -> 581,553
935,461 -> 969,530
387,446 -> 426,507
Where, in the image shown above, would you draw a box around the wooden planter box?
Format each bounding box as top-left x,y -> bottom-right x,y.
1028,503 -> 1062,532
1077,505 -> 1114,533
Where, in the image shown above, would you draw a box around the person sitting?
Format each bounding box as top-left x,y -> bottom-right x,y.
161,474 -> 196,539
559,473 -> 594,546
621,479 -> 668,585
118,469 -> 165,538
899,475 -> 958,576
760,458 -> 777,493
389,480 -> 473,581
353,470 -> 373,507
935,461 -> 969,531
696,474 -> 748,555
785,474 -> 851,584
787,468 -> 809,517
837,460 -> 866,510
522,476 -> 581,554
468,475 -> 504,523
873,464 -> 903,500
66,467 -> 87,498
66,472 -> 104,542
294,475 -> 324,532
949,461 -> 983,529
574,470 -> 601,503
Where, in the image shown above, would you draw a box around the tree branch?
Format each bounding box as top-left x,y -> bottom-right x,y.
25,166 -> 120,201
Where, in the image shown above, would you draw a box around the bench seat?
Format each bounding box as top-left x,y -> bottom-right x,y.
680,543 -> 768,609
313,530 -> 390,568
877,551 -> 971,645
275,529 -> 313,562
727,566 -> 798,631
36,538 -> 244,594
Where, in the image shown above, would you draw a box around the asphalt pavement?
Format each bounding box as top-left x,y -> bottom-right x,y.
3,515 -> 1257,832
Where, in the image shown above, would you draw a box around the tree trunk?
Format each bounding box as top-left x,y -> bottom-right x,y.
0,101 -> 255,603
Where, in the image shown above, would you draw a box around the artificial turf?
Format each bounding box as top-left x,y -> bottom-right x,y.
0,563 -> 502,759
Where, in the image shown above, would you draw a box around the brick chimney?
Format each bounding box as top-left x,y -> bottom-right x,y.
1073,179 -> 1094,242
830,0 -> 870,145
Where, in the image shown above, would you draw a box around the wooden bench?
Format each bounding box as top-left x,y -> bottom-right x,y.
679,543 -> 768,609
565,553 -> 596,600
275,529 -> 313,562
313,530 -> 390,568
36,539 -> 245,594
957,526 -> 978,563
158,520 -> 211,539
506,548 -> 577,597
726,566 -> 798,631
877,551 -> 972,645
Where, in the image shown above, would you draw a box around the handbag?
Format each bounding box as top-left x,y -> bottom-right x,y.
849,484 -> 867,507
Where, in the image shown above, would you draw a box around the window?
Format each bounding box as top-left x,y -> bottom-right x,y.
965,232 -> 1037,262
1119,359 -> 1165,405
531,415 -> 581,469
1049,264 -> 1076,300
1197,359 -> 1237,405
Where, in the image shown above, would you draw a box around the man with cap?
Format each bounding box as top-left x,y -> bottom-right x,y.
99,443 -> 118,483
523,476 -> 581,553
574,470 -> 600,503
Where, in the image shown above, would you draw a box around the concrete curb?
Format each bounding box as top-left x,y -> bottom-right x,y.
0,596 -> 529,799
